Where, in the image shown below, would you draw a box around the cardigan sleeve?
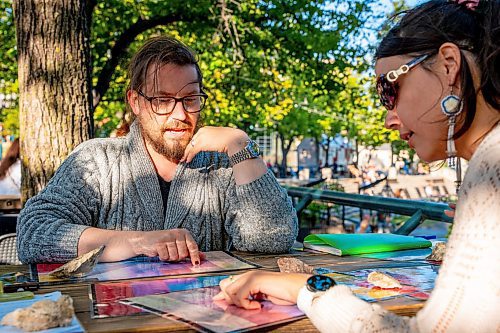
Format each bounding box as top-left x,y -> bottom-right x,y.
296,125 -> 500,332
297,285 -> 417,333
224,169 -> 298,253
16,144 -> 101,263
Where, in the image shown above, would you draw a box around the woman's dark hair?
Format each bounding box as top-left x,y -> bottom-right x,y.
0,138 -> 20,179
376,0 -> 500,138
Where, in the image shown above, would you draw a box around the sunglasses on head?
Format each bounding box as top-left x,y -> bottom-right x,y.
376,54 -> 429,110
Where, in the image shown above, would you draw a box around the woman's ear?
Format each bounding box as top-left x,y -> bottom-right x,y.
126,90 -> 141,116
437,42 -> 462,88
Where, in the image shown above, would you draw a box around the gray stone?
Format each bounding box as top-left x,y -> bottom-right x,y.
49,245 -> 105,279
427,242 -> 446,261
1,295 -> 74,332
277,257 -> 315,274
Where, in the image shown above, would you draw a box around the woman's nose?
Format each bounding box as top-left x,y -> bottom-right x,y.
384,109 -> 401,130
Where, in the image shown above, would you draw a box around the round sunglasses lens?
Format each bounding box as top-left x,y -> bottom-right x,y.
377,76 -> 397,110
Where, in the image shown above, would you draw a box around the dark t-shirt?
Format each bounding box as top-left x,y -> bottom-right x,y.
157,175 -> 171,212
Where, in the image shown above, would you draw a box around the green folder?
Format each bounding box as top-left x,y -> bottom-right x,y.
303,233 -> 432,256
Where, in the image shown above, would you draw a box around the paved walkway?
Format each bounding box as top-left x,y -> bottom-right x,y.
334,174 -> 456,200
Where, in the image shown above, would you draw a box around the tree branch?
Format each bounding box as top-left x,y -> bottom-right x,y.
93,13 -> 193,107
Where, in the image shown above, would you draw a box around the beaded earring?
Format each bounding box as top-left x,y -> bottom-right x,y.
441,87 -> 464,194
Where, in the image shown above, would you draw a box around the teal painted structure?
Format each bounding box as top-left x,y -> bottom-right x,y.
286,186 -> 453,235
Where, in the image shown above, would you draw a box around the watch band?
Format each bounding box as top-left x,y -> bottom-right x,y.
297,275 -> 336,311
229,140 -> 260,166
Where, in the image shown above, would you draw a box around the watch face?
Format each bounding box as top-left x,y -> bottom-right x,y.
247,140 -> 260,157
307,275 -> 336,292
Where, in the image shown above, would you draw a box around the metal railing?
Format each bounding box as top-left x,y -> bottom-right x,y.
286,186 -> 453,235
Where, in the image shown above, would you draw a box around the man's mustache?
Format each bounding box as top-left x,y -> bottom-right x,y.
162,120 -> 192,131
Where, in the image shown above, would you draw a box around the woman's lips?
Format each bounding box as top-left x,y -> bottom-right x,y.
400,131 -> 415,148
408,135 -> 415,149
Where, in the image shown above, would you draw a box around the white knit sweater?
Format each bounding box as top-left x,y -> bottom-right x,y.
298,123 -> 500,332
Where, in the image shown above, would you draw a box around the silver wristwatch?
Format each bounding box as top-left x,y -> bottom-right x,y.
229,140 -> 260,166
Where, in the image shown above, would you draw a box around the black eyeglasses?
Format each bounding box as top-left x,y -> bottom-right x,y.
376,54 -> 429,110
137,90 -> 208,115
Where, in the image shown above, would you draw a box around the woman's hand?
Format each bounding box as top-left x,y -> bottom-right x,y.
213,271 -> 310,310
444,202 -> 456,218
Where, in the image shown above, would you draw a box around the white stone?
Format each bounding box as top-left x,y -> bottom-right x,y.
367,271 -> 402,289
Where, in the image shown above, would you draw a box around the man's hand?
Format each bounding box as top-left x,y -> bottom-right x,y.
180,126 -> 267,185
81,228 -> 205,265
130,229 -> 205,265
180,126 -> 249,164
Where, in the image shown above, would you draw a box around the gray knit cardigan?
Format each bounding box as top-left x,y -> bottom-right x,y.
17,122 -> 298,263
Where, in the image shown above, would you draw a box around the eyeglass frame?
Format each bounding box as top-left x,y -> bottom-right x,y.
376,54 -> 429,111
137,90 -> 209,115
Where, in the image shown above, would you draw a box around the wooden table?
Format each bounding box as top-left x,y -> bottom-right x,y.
0,250 -> 432,332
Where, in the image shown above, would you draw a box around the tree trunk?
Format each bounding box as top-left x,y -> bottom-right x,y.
13,0 -> 93,202
323,137 -> 330,168
279,132 -> 293,178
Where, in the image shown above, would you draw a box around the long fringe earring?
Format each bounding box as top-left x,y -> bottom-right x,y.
441,87 -> 463,194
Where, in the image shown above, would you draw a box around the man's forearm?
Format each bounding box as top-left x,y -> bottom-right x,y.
231,158 -> 268,185
78,227 -> 144,262
226,134 -> 267,185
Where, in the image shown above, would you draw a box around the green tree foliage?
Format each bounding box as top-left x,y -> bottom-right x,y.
0,2 -> 18,136
1,0 -> 389,158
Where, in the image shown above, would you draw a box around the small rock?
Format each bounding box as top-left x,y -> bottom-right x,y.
49,245 -> 105,279
367,271 -> 402,289
1,295 -> 74,332
277,257 -> 315,274
427,242 -> 446,261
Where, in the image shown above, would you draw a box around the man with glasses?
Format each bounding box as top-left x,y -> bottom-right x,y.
17,36 -> 298,265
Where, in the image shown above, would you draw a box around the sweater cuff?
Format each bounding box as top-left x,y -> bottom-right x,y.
297,285 -> 372,332
41,223 -> 91,262
235,169 -> 287,206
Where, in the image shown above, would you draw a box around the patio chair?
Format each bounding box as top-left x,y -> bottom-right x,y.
0,233 -> 21,264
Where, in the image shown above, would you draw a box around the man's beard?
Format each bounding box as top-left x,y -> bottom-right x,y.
138,117 -> 198,163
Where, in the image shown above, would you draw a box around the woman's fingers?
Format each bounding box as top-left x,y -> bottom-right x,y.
444,209 -> 455,218
445,202 -> 456,218
212,291 -> 226,301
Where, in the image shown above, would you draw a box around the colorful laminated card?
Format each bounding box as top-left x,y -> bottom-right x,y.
121,286 -> 305,333
317,265 -> 439,301
32,251 -> 256,284
90,275 -> 228,318
303,233 -> 432,256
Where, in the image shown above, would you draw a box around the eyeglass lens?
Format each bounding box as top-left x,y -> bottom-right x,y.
151,95 -> 206,115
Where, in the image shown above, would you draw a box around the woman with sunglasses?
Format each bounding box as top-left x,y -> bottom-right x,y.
215,0 -> 500,331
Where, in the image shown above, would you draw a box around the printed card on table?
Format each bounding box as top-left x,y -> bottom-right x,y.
90,275 -> 228,318
317,265 -> 438,302
32,251 -> 256,284
121,286 -> 305,333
